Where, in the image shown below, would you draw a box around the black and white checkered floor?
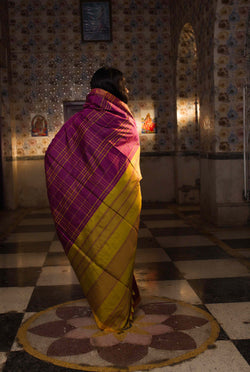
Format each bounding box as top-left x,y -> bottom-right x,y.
0,203 -> 250,371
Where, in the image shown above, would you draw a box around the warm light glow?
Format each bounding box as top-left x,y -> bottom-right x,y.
176,23 -> 199,152
201,115 -> 212,130
176,97 -> 199,130
131,100 -> 157,135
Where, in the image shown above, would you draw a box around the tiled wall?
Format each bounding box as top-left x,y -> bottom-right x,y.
170,0 -> 217,154
1,0 -> 174,158
1,0 -> 249,217
214,0 -> 249,152
176,23 -> 199,152
0,0 -> 11,160
171,0 -> 249,154
1,0 -> 249,159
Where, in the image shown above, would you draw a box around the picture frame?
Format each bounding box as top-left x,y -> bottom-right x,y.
31,114 -> 48,137
80,0 -> 112,42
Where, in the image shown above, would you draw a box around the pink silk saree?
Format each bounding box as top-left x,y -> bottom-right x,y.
45,88 -> 142,331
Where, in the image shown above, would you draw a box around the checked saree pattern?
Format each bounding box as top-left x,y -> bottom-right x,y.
45,88 -> 142,331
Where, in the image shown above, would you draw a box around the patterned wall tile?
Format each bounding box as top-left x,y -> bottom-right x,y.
1,0 -> 249,158
4,0 -> 173,156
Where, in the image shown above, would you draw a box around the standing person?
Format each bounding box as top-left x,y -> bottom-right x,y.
45,67 -> 142,331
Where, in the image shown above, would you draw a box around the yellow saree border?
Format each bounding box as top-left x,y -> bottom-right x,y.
67,148 -> 142,330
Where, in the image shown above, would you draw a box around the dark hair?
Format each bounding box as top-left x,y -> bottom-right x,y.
90,67 -> 129,103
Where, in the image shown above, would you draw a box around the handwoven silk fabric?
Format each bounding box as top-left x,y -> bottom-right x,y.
45,88 -> 142,331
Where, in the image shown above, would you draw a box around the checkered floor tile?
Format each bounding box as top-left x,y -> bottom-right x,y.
0,204 -> 249,371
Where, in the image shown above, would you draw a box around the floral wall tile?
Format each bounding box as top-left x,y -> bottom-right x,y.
1,0 -> 249,158
4,0 -> 173,157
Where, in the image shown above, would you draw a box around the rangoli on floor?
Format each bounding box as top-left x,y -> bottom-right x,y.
17,297 -> 220,371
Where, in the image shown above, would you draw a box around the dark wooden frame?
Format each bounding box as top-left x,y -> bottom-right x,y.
80,0 -> 112,42
63,101 -> 85,121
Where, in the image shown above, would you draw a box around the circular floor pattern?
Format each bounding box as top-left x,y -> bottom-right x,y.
17,297 -> 220,371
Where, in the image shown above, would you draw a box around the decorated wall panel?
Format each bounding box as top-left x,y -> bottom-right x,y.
1,0 -> 174,158
1,0 -> 249,160
169,0 -> 217,153
214,0 -> 250,152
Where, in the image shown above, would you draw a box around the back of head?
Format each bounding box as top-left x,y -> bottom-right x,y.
90,67 -> 128,103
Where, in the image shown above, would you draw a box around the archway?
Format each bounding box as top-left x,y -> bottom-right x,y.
208,1 -> 250,225
175,23 -> 200,204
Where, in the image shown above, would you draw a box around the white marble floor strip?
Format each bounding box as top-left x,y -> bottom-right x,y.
174,259 -> 250,279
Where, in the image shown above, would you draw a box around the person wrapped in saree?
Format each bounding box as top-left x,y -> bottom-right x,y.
45,68 -> 142,332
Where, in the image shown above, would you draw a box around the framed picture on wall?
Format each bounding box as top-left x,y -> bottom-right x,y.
31,114 -> 48,137
80,0 -> 112,42
141,109 -> 157,134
